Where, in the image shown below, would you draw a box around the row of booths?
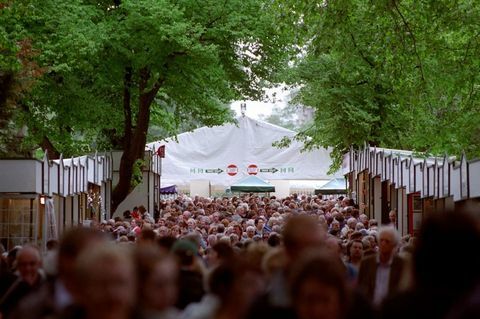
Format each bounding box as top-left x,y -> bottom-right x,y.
343,145 -> 480,236
0,150 -> 162,252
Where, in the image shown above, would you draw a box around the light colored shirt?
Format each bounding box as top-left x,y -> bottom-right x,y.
54,280 -> 73,310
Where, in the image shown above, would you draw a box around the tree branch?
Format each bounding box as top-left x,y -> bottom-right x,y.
349,32 -> 375,68
392,0 -> 425,83
123,66 -> 133,150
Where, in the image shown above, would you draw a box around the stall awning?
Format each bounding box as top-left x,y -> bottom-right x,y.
314,178 -> 346,195
160,185 -> 177,194
230,176 -> 275,193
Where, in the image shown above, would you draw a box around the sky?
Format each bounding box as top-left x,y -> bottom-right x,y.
230,85 -> 290,120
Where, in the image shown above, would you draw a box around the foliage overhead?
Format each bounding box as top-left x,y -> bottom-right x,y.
0,0 -> 294,157
279,0 -> 480,171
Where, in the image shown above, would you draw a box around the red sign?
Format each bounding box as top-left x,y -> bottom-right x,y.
247,164 -> 258,175
226,164 -> 238,176
156,145 -> 165,158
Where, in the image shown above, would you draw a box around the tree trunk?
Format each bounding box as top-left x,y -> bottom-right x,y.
40,136 -> 61,159
110,68 -> 162,214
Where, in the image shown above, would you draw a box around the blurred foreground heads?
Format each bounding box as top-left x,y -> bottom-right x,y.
66,243 -> 137,319
290,249 -> 349,319
381,210 -> 480,319
135,244 -> 179,319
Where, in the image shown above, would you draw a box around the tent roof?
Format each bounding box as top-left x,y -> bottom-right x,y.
230,175 -> 275,193
147,116 -> 342,187
159,185 -> 177,194
314,178 -> 346,195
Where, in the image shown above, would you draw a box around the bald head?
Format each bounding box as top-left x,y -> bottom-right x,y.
16,245 -> 42,285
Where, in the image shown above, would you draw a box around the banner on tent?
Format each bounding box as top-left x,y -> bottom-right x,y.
147,116 -> 342,186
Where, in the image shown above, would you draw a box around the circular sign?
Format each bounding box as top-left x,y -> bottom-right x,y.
226,164 -> 238,176
247,164 -> 258,175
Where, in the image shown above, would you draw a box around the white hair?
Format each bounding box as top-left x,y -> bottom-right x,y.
378,226 -> 401,245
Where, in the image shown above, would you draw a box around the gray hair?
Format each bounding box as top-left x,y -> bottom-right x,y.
378,226 -> 401,245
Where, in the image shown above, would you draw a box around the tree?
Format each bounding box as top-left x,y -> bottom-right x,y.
2,0 -> 294,212
280,0 -> 480,170
0,4 -> 46,157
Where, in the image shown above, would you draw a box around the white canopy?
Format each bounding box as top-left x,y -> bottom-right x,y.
147,116 -> 341,187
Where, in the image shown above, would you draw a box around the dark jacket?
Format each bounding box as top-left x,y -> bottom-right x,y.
357,254 -> 405,302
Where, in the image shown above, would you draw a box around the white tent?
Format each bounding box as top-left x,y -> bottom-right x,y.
147,116 -> 341,188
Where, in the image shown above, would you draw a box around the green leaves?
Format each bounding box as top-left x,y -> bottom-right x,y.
283,0 -> 480,170
2,0 -> 294,158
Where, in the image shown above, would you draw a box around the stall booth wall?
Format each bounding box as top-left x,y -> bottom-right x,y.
111,150 -> 160,219
398,188 -> 408,235
454,197 -> 480,213
469,160 -> 480,198
357,171 -> 369,216
0,196 -> 40,251
345,145 -> 480,237
112,171 -> 155,219
0,153 -> 113,252
0,160 -> 43,193
52,194 -> 64,234
371,176 -> 382,223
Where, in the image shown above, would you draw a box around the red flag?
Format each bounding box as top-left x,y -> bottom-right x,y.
156,145 -> 165,158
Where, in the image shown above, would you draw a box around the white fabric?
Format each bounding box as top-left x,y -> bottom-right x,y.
148,116 -> 341,187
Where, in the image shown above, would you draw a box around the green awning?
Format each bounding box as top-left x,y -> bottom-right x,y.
314,178 -> 346,195
230,176 -> 275,193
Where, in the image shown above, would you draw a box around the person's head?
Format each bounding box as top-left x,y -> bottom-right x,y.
74,243 -> 136,319
331,220 -> 340,231
135,245 -> 178,311
229,233 -> 240,245
355,222 -> 365,231
378,226 -> 400,259
57,227 -> 106,292
236,206 -> 245,217
347,217 -> 357,229
346,239 -> 363,262
172,239 -> 198,267
388,210 -> 397,224
267,232 -> 281,247
255,218 -> 265,230
233,224 -> 243,237
187,218 -> 196,229
138,228 -> 157,244
208,241 -> 234,268
217,224 -> 225,234
208,256 -> 264,315
283,215 -> 325,261
46,239 -> 59,251
182,210 -> 191,220
16,245 -> 42,285
290,249 -> 349,319
246,226 -> 256,238
324,236 -> 342,257
413,210 -> 480,298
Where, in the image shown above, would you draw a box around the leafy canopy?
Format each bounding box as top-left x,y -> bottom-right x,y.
281,0 -> 480,170
2,0 -> 294,156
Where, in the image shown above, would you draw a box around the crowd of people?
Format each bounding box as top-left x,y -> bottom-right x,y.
1,193 -> 479,319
